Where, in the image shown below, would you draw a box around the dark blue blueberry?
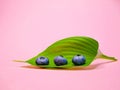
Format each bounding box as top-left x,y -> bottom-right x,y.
54,56 -> 68,66
36,56 -> 49,65
72,55 -> 86,65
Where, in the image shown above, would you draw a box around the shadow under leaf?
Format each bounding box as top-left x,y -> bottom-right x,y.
21,61 -> 115,71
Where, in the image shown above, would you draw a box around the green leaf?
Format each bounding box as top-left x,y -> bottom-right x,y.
14,36 -> 117,68
26,36 -> 99,68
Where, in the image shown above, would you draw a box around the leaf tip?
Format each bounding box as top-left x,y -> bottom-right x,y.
13,60 -> 26,63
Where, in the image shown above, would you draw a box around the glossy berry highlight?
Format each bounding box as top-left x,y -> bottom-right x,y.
72,55 -> 86,65
36,56 -> 49,65
54,56 -> 68,66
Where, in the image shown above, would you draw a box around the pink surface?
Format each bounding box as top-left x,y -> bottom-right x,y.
0,0 -> 120,90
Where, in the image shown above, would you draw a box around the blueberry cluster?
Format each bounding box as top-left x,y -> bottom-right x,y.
36,55 -> 86,66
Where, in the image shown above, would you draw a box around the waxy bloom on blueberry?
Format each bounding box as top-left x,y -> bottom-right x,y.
36,56 -> 49,65
54,56 -> 68,66
72,55 -> 86,65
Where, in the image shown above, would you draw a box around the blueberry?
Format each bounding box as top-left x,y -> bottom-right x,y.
54,56 -> 68,66
72,55 -> 86,65
36,56 -> 49,65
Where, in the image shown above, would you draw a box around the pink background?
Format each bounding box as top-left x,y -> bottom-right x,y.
0,0 -> 120,90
